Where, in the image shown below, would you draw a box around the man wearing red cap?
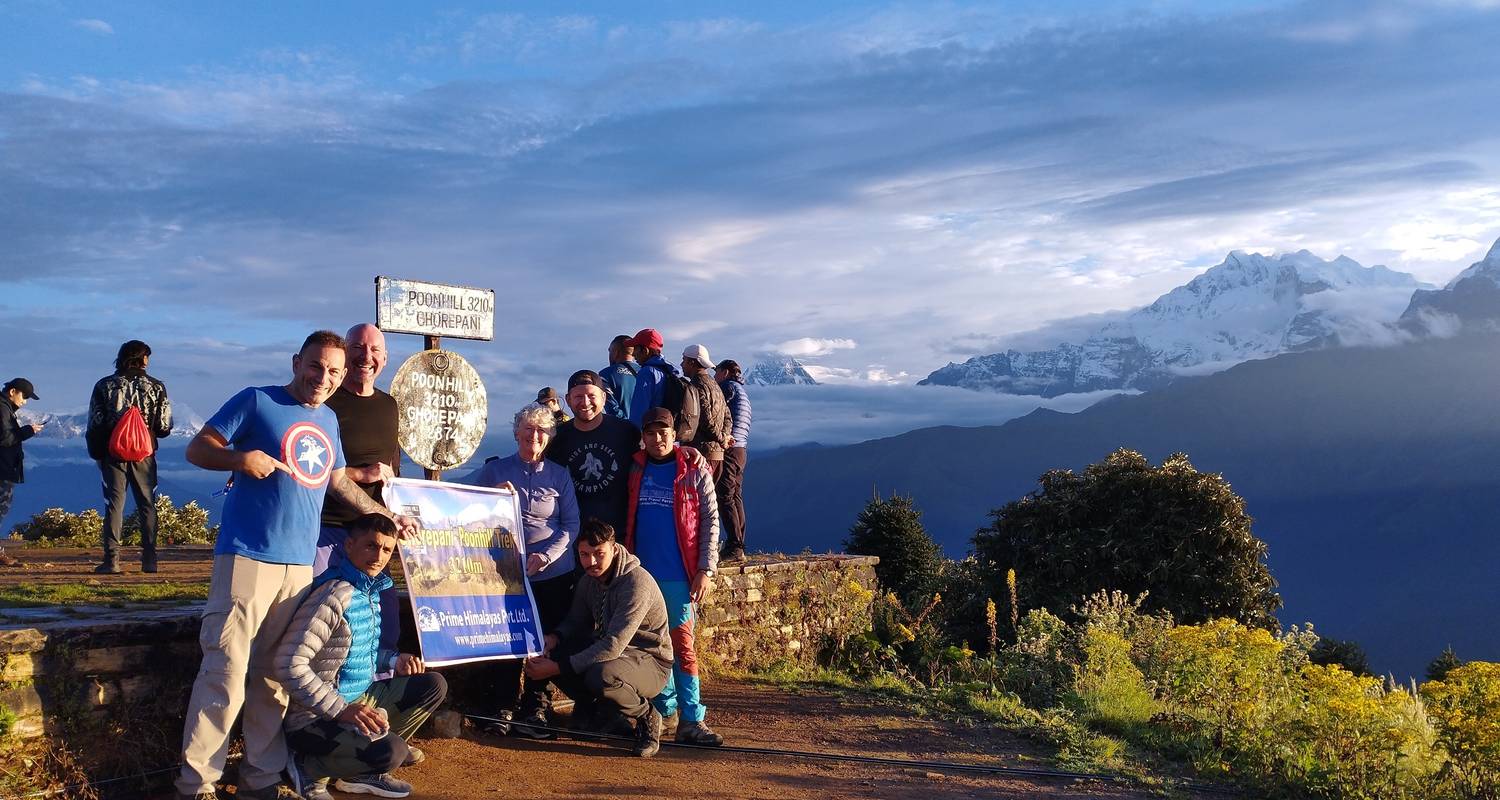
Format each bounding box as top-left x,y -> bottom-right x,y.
626,329 -> 683,428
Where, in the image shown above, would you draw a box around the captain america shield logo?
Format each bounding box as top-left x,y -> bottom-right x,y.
281,422 -> 335,488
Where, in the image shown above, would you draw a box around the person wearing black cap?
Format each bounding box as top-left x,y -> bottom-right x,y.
623,407 -> 725,747
536,387 -> 571,426
0,378 -> 43,532
714,359 -> 752,562
546,370 -> 641,539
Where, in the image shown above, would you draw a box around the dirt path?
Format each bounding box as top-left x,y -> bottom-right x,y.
391,681 -> 1207,800
0,545 -> 215,587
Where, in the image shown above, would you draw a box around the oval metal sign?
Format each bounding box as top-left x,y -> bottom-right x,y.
390,349 -> 488,471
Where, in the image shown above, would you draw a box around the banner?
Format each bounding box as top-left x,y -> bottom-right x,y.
382,477 -> 543,666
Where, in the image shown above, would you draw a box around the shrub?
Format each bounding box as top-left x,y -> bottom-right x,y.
1429,646 -> 1465,683
10,496 -> 217,547
1310,637 -> 1373,677
845,492 -> 944,603
973,449 -> 1281,630
1422,662 -> 1500,798
1000,608 -> 1074,707
1277,665 -> 1444,800
1069,625 -> 1158,736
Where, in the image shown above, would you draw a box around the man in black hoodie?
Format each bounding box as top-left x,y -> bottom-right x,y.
86,340 -> 173,574
0,378 -> 43,533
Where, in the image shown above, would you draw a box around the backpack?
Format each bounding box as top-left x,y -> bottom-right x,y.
107,406 -> 153,462
659,371 -> 689,417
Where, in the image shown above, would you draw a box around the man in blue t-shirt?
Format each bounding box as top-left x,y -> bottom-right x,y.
175,330 -> 418,800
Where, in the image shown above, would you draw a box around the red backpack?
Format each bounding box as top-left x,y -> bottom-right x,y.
108,406 -> 154,462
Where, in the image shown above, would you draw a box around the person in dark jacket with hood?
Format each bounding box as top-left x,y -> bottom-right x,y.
0,378 -> 43,532
86,340 -> 173,574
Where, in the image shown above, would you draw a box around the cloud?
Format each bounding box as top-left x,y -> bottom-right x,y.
6,1 -> 1500,434
74,19 -> 113,35
769,338 -> 858,358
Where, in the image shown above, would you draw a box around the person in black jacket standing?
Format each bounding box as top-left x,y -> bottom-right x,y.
0,378 -> 43,535
86,341 -> 173,574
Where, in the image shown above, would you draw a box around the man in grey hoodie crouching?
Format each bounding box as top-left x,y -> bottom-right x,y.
523,517 -> 674,757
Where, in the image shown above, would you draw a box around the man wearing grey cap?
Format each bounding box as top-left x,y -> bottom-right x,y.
0,378 -> 44,531
678,345 -> 733,481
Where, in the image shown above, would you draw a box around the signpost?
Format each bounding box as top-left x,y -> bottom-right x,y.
375,276 -> 495,479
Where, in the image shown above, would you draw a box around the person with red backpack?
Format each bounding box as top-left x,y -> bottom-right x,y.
86,340 -> 173,574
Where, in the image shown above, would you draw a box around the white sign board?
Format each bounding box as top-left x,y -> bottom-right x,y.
376,276 -> 495,341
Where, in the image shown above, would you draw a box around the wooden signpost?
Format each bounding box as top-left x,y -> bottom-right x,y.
375,277 -> 496,480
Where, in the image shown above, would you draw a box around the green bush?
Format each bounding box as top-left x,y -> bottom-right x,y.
1070,625 -> 1158,736
10,496 -> 217,546
973,449 -> 1281,631
845,492 -> 943,603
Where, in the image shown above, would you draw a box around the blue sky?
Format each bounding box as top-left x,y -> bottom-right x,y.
4,0 -> 1500,448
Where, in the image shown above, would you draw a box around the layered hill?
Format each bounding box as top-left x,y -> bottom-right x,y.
750,333 -> 1500,677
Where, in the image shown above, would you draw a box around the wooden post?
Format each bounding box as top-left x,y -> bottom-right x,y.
424,334 -> 441,481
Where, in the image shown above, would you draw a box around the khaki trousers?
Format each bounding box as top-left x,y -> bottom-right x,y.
176,555 -> 312,795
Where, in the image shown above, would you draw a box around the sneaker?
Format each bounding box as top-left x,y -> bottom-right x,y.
400,746 -> 425,767
676,720 -> 725,747
236,783 -> 287,800
481,708 -> 512,736
239,782 -> 290,800
176,791 -> 227,800
662,710 -> 680,737
510,710 -> 556,740
300,779 -> 334,800
286,751 -> 315,796
333,773 -> 413,798
632,708 -> 662,758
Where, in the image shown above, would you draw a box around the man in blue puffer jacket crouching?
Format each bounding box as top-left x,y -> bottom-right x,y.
275,513 -> 446,800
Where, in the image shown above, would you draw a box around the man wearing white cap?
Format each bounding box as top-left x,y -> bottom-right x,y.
678,345 -> 733,481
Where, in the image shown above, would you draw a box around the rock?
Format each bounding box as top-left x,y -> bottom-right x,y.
427,708 -> 464,738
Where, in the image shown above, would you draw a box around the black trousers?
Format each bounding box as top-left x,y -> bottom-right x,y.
491,572 -> 574,714
716,447 -> 747,554
100,456 -> 158,559
551,642 -> 670,721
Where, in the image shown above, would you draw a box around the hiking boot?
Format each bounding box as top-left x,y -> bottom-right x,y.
632,708 -> 662,758
720,548 -> 746,563
94,560 -> 122,575
334,773 -> 413,798
676,720 -> 725,747
176,791 -> 228,800
481,708 -> 512,736
299,780 -> 333,800
511,709 -> 556,740
662,710 -> 680,737
400,746 -> 424,766
142,553 -> 158,573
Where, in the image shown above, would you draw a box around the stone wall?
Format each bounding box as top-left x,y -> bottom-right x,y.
0,555 -> 877,797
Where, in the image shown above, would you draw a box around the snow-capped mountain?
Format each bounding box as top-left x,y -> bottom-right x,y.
746,356 -> 820,386
19,404 -> 205,440
922,249 -> 1426,396
1400,238 -> 1500,334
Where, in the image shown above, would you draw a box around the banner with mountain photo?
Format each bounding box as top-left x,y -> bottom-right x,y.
382,478 -> 543,666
